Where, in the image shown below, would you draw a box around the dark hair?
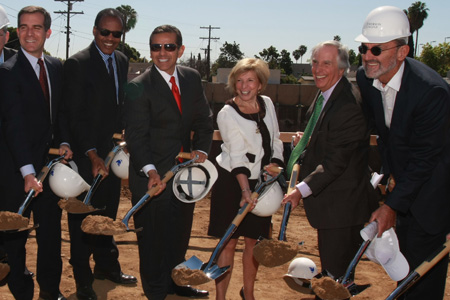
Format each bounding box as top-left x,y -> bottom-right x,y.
94,8 -> 124,29
149,25 -> 183,47
18,6 -> 51,31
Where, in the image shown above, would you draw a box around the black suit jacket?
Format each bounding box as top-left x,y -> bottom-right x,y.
0,49 -> 68,181
125,65 -> 213,180
3,47 -> 17,62
301,77 -> 378,229
357,58 -> 450,235
63,42 -> 129,159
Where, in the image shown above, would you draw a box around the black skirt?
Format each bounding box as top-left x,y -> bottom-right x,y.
207,164 -> 271,240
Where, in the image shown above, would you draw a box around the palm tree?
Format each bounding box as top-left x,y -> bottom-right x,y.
405,1 -> 429,57
116,5 -> 138,51
298,45 -> 307,64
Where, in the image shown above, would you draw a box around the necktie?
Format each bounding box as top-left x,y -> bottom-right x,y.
286,94 -> 325,176
108,57 -> 117,103
38,58 -> 50,111
170,76 -> 182,113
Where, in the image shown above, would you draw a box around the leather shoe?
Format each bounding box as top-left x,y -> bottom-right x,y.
39,290 -> 67,300
93,270 -> 137,285
172,285 -> 209,298
76,285 -> 97,300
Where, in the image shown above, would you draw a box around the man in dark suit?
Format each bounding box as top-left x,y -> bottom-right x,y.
124,25 -> 213,300
0,6 -> 72,300
283,40 -> 377,279
63,8 -> 135,300
355,6 -> 450,300
0,5 -> 16,65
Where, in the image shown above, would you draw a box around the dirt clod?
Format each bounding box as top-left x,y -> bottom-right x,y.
171,266 -> 211,286
58,198 -> 97,213
0,211 -> 29,230
253,239 -> 300,267
81,215 -> 127,235
311,276 -> 351,300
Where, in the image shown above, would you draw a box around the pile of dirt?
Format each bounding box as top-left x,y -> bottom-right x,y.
0,211 -> 29,230
311,276 -> 351,300
171,266 -> 211,286
81,215 -> 127,235
58,198 -> 97,214
253,239 -> 299,267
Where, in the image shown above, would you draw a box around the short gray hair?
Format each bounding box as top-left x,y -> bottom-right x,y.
311,40 -> 350,75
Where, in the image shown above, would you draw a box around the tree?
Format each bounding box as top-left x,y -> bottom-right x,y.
405,1 -> 429,57
419,42 -> 450,77
5,27 -> 19,50
333,35 -> 341,42
348,49 -> 358,66
119,42 -> 145,62
293,45 -> 307,64
258,46 -> 280,69
279,49 -> 293,75
116,5 -> 138,52
211,41 -> 244,75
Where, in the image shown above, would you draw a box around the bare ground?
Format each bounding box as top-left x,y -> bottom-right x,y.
1,185 -> 449,300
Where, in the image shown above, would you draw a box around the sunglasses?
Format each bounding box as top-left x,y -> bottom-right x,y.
150,43 -> 178,52
358,44 -> 401,56
98,28 -> 123,39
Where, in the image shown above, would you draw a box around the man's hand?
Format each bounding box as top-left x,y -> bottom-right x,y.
147,170 -> 165,196
24,174 -> 43,196
87,150 -> 108,177
191,150 -> 207,163
59,144 -> 73,163
282,187 -> 302,209
264,163 -> 281,177
369,204 -> 396,237
292,131 -> 304,147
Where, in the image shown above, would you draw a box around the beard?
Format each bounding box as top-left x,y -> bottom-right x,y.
362,54 -> 398,80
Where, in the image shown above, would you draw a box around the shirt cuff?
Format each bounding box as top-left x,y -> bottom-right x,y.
142,164 -> 156,177
20,164 -> 36,178
297,181 -> 312,198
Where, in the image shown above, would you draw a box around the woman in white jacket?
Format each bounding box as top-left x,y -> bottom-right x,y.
208,58 -> 284,300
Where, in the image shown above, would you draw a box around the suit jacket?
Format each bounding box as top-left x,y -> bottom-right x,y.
301,77 -> 378,229
63,42 -> 129,160
357,57 -> 450,235
3,47 -> 17,62
0,49 -> 68,181
125,65 -> 213,182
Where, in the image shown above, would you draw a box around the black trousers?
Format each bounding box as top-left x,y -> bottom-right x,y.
1,173 -> 62,300
317,224 -> 364,279
67,156 -> 122,287
396,212 -> 448,300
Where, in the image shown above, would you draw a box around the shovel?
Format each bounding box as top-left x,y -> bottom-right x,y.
81,152 -> 198,235
0,150 -> 66,232
61,141 -> 126,214
311,221 -> 378,300
171,166 -> 283,286
385,238 -> 450,300
253,163 -> 301,267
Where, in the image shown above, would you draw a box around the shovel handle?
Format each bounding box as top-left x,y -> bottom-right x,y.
265,165 -> 283,174
48,148 -> 60,155
278,164 -> 299,241
386,239 -> 450,300
112,133 -> 123,140
176,152 -> 192,160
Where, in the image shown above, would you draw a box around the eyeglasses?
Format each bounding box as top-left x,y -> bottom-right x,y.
150,43 -> 178,52
98,28 -> 123,38
358,44 -> 401,56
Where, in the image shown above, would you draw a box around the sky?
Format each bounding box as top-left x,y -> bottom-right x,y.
1,0 -> 449,62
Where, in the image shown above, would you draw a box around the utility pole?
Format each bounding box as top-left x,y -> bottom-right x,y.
54,0 -> 84,59
200,25 -> 220,81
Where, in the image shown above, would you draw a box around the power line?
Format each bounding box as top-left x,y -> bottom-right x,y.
200,25 -> 219,81
54,0 -> 84,59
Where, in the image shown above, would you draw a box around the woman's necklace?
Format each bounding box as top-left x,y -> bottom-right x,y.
234,97 -> 261,133
248,111 -> 261,134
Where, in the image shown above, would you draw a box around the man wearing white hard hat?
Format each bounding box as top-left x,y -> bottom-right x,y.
356,6 -> 450,299
0,5 -> 15,65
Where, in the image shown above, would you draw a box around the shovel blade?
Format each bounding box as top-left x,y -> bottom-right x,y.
179,255 -> 203,270
204,264 -> 230,280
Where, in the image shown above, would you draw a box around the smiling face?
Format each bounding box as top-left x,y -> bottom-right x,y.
235,70 -> 262,103
150,32 -> 185,75
311,44 -> 344,92
361,41 -> 409,84
93,15 -> 123,55
17,12 -> 51,58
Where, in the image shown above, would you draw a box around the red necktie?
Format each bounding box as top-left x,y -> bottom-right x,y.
170,76 -> 182,113
38,58 -> 50,112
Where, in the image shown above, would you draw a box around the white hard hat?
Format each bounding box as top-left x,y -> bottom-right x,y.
173,159 -> 218,203
251,181 -> 283,217
49,163 -> 91,198
283,257 -> 318,294
355,6 -> 411,43
110,149 -> 129,179
0,5 -> 9,29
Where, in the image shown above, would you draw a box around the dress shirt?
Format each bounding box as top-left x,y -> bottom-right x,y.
94,41 -> 119,104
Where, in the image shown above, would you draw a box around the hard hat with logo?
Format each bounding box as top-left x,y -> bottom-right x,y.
173,159 -> 218,203
111,149 -> 129,179
355,6 -> 411,44
49,163 -> 91,199
251,180 -> 283,217
0,5 -> 9,29
283,257 -> 318,293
